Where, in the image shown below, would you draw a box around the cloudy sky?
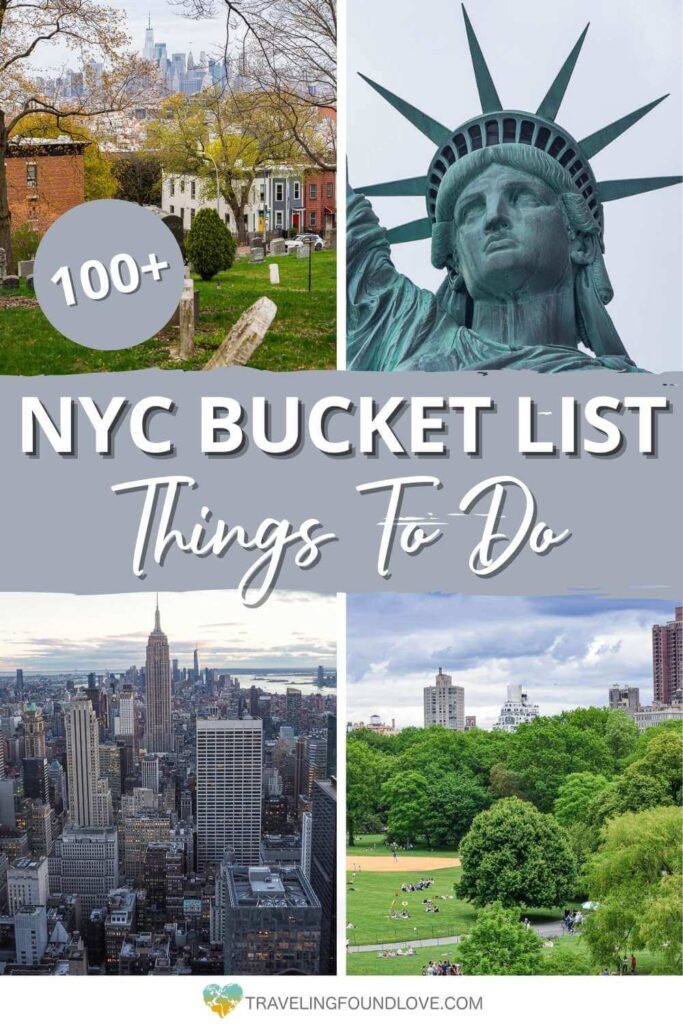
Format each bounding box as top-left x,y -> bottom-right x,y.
0,591 -> 336,674
349,0 -> 682,372
347,594 -> 677,729
28,1 -> 229,70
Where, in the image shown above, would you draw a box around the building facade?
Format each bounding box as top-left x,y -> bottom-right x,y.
423,669 -> 465,731
652,606 -> 682,705
493,685 -> 540,733
608,686 -> 640,712
6,138 -> 86,238
64,697 -> 109,827
49,826 -> 119,919
145,601 -> 172,754
310,778 -> 336,975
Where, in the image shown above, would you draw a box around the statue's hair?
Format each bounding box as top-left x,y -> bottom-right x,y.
431,143 -> 614,309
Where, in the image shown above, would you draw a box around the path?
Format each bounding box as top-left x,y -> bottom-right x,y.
347,920 -> 566,954
346,855 -> 461,872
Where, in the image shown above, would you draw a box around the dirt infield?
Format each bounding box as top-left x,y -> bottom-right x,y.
346,855 -> 461,872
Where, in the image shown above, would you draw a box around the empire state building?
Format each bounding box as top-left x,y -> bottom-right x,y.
145,597 -> 172,753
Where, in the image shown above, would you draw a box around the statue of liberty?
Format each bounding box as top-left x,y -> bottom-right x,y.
347,7 -> 682,372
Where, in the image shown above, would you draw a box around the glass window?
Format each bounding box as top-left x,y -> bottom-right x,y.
275,210 -> 283,227
191,180 -> 196,199
293,181 -> 301,201
26,163 -> 38,188
326,181 -> 334,198
309,211 -> 316,225
309,183 -> 318,200
170,178 -> 175,196
180,179 -> 186,193
275,182 -> 284,202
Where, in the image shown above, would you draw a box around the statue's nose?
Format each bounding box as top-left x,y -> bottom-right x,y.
484,195 -> 511,233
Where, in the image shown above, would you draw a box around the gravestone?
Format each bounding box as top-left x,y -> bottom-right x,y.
249,247 -> 265,263
178,280 -> 196,359
203,297 -> 277,370
0,248 -> 6,280
18,259 -> 34,278
26,275 -> 35,293
270,238 -> 286,256
296,244 -> 310,259
2,275 -> 20,290
269,264 -> 280,285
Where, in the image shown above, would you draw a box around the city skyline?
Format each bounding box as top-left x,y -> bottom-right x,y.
0,591 -> 336,673
347,594 -> 676,729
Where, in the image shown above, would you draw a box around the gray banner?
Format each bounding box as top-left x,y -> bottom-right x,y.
0,369 -> 679,603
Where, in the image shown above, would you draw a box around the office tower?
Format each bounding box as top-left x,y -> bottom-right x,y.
49,826 -> 119,917
95,778 -> 113,827
120,813 -> 171,883
118,685 -> 135,738
317,665 -> 324,685
303,737 -> 328,799
286,688 -> 302,729
64,697 -> 106,826
172,659 -> 180,685
263,796 -> 288,833
26,801 -> 53,856
293,736 -> 307,802
196,719 -> 263,870
8,856 -> 49,914
326,713 -> 337,777
423,668 -> 465,730
99,744 -> 122,805
222,862 -> 321,975
104,890 -> 136,974
14,905 -> 48,966
0,778 -> 15,829
15,669 -> 24,702
652,606 -> 683,705
493,684 -> 540,733
194,648 -> 200,682
180,789 -> 193,822
145,599 -> 172,753
301,810 -> 312,879
85,684 -> 108,740
48,759 -> 67,810
141,754 -> 160,794
22,704 -> 46,758
0,740 -> 4,779
310,777 -> 336,974
143,15 -> 155,61
608,686 -> 640,712
22,756 -> 48,802
465,715 -> 477,730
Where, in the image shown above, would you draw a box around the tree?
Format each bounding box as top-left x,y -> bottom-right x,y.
347,738 -> 387,845
537,946 -> 592,975
112,154 -> 162,206
186,208 -> 236,280
179,0 -> 337,170
0,0 -> 150,266
458,902 -> 544,976
603,710 -> 639,765
381,771 -> 430,846
457,797 -> 577,908
582,805 -> 682,972
629,728 -> 682,803
554,772 -> 610,828
422,772 -> 491,848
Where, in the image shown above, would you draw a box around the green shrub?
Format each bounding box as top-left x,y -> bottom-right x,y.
185,208 -> 236,281
12,223 -> 42,263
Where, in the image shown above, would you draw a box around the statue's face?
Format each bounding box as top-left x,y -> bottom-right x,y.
453,164 -> 573,301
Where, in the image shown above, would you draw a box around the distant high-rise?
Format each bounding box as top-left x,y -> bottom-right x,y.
145,598 -> 172,753
14,905 -> 48,966
141,754 -> 160,794
196,719 -> 263,870
65,697 -> 109,826
143,15 -> 155,61
8,856 -> 48,914
22,704 -> 46,758
608,686 -> 640,713
423,669 -> 465,731
286,688 -> 302,730
49,826 -> 119,917
652,606 -> 682,705
193,648 -> 200,682
22,756 -> 48,802
310,777 -> 336,974
15,669 -> 24,702
493,684 -> 540,733
118,685 -> 135,738
301,810 -> 312,879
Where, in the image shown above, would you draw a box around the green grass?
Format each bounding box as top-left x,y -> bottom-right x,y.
347,833 -> 459,858
0,250 -> 336,374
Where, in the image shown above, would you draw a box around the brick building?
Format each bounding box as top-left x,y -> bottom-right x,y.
303,168 -> 336,237
6,137 -> 87,236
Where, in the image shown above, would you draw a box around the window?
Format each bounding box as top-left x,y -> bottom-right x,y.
180,179 -> 186,193
259,186 -> 265,202
27,197 -> 39,221
275,182 -> 284,202
26,163 -> 38,188
178,208 -> 184,225
170,179 -> 175,197
326,181 -> 334,199
309,211 -> 316,226
309,183 -> 318,200
191,180 -> 196,199
169,205 -> 175,214
275,211 -> 283,228
293,181 -> 301,201
190,208 -> 195,223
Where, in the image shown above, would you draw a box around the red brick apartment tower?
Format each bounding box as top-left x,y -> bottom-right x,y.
652,606 -> 683,704
6,137 -> 86,236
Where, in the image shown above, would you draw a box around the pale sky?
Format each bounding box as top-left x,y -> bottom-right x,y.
348,0 -> 683,372
347,594 -> 674,729
0,591 -> 337,673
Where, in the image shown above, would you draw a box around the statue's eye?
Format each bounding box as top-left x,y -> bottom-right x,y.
510,187 -> 542,207
457,198 -> 485,225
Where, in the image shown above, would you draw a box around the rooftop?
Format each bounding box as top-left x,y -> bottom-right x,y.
225,864 -> 320,911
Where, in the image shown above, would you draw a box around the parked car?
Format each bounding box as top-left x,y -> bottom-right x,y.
285,233 -> 325,252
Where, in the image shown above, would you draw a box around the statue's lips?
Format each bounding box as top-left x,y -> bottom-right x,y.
484,236 -> 518,254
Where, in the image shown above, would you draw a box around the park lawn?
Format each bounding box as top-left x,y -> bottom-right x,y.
0,250 -> 336,374
347,834 -> 458,858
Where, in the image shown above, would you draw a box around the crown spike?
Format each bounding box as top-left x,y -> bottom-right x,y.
536,24 -> 589,120
358,176 -> 429,198
358,73 -> 451,146
385,218 -> 433,245
580,95 -> 669,159
461,5 -> 502,113
597,176 -> 683,202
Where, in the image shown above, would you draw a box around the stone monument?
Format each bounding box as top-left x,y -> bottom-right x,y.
347,7 -> 682,372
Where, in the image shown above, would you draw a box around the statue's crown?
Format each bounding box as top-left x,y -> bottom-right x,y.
357,5 -> 681,247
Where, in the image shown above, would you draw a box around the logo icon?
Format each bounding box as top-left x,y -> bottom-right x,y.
203,983 -> 244,1018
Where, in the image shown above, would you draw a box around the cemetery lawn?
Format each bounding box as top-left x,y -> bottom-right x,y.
0,250 -> 336,374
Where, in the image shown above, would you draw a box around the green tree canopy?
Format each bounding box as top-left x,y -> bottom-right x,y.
185,208 -> 236,280
381,770 -> 430,846
421,772 -> 491,849
458,902 -> 544,976
554,772 -> 611,828
347,738 -> 389,845
457,797 -> 577,908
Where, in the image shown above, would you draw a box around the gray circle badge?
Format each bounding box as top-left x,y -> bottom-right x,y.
34,200 -> 186,350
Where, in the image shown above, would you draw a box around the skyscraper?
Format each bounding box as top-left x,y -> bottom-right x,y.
193,648 -> 200,682
15,669 -> 24,702
652,606 -> 682,705
22,704 -> 46,758
145,598 -> 172,753
310,777 -> 336,974
64,697 -> 109,827
493,684 -> 540,733
196,719 -> 263,870
423,668 -> 465,731
118,685 -> 135,738
608,686 -> 640,712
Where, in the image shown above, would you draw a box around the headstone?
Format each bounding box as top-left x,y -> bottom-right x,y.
26,274 -> 35,293
249,247 -> 265,263
296,244 -> 310,259
1,275 -> 20,290
18,259 -> 34,278
178,280 -> 196,359
270,238 -> 286,256
0,248 -> 6,280
168,287 -> 199,328
269,264 -> 280,286
203,297 -> 277,370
